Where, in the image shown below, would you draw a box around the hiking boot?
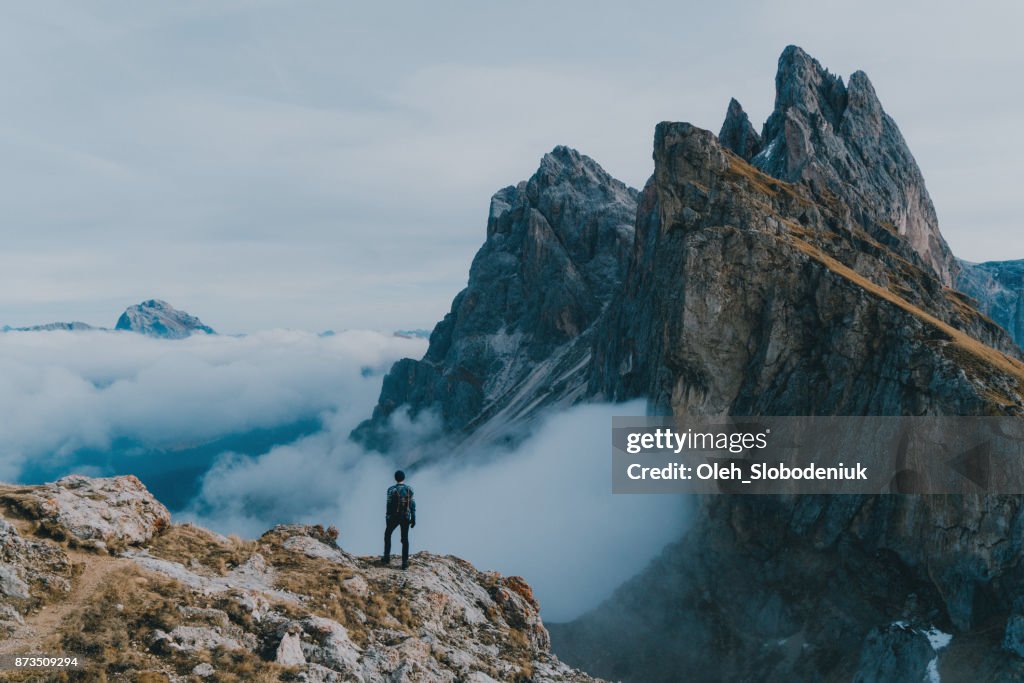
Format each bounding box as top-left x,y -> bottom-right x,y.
401,562 -> 409,570
380,556 -> 390,566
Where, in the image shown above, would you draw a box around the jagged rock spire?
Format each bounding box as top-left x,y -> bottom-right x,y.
748,45 -> 957,285
352,147 -> 638,451
717,98 -> 762,160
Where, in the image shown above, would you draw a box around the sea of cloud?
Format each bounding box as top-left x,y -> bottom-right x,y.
0,328 -> 420,478
0,328 -> 688,621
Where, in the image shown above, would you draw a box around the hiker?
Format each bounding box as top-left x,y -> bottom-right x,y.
382,470 -> 416,569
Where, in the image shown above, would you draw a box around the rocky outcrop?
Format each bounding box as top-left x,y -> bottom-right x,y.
957,258 -> 1024,348
116,299 -> 215,339
352,146 -> 638,451
0,475 -> 170,552
0,478 -> 596,682
717,97 -> 761,160
751,45 -> 958,285
0,518 -> 73,635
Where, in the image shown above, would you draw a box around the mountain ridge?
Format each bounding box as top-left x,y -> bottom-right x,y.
2,299 -> 215,339
359,47 -> 1022,455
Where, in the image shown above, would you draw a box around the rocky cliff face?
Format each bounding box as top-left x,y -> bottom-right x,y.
352,147 -> 637,451
957,259 -> 1024,348
0,476 -> 595,683
592,121 -> 1021,416
116,299 -> 215,339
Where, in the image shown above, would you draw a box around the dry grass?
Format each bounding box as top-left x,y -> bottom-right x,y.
719,149 -> 1019,398
269,567 -> 417,648
470,572 -> 543,679
724,151 -> 808,205
146,524 -> 255,575
0,486 -> 55,534
0,487 -> 168,554
788,236 -> 1024,395
254,536 -> 417,647
55,565 -> 188,679
53,563 -> 285,682
0,520 -> 549,681
501,576 -> 539,609
944,287 -> 999,328
720,150 -> 956,321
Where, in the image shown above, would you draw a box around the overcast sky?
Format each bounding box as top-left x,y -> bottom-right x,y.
1,1 -> 1021,333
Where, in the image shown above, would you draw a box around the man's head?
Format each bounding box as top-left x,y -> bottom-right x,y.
394,470 -> 406,483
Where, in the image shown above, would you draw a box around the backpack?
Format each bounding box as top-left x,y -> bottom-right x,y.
388,484 -> 412,520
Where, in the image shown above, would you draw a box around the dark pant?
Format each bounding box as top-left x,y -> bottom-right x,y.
383,516 -> 410,566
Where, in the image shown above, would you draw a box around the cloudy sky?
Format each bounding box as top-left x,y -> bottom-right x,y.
1,1 -> 1021,333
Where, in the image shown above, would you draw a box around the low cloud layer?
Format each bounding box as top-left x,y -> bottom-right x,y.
0,328 -> 425,482
0,329 -> 687,621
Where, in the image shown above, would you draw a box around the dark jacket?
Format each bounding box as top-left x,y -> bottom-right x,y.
386,483 -> 416,523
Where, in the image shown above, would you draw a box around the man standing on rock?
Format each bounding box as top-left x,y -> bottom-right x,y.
382,470 -> 416,570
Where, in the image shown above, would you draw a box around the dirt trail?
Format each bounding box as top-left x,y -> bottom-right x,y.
0,550 -> 130,656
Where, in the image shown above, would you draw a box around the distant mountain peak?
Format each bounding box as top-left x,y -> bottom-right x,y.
115,299 -> 215,339
3,321 -> 97,332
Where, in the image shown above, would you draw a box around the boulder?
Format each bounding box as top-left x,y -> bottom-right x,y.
276,624 -> 306,666
1,475 -> 170,550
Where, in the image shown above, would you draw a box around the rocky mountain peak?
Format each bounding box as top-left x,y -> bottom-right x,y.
748,45 -> 958,285
353,148 -> 638,450
532,145 -> 621,193
717,97 -> 762,160
770,44 -> 849,129
115,299 -> 215,339
846,69 -> 884,124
